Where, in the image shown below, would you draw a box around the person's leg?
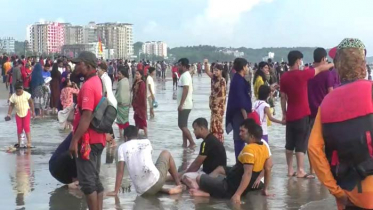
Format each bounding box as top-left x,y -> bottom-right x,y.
285,122 -> 296,176
15,114 -> 22,145
209,166 -> 226,177
178,111 -> 188,147
24,111 -> 31,147
295,117 -> 314,179
143,127 -> 148,138
181,127 -> 195,148
182,176 -> 199,189
118,128 -> 123,139
95,145 -> 104,210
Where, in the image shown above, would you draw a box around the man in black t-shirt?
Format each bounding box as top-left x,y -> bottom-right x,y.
179,118 -> 227,189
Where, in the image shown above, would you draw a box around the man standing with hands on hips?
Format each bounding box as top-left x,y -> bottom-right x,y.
69,51 -> 106,210
177,58 -> 196,148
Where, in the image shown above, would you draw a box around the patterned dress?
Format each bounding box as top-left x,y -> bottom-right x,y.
60,87 -> 79,109
209,76 -> 227,142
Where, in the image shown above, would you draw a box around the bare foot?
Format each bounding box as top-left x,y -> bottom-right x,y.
182,143 -> 187,148
168,185 -> 184,194
189,189 -> 210,197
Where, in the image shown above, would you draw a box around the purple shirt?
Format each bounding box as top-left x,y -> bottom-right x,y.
307,70 -> 334,118
330,68 -> 340,88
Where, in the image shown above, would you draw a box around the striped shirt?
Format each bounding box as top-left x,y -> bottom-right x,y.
9,91 -> 31,117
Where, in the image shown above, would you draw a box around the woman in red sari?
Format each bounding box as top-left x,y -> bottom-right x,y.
132,70 -> 147,137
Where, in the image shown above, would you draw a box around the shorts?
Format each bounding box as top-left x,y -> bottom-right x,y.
285,116 -> 310,153
143,154 -> 170,195
178,109 -> 191,128
199,174 -> 230,198
182,171 -> 205,180
49,151 -> 77,184
76,143 -> 104,195
148,96 -> 154,109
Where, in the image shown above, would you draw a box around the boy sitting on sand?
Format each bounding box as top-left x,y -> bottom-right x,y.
107,126 -> 184,196
185,119 -> 273,204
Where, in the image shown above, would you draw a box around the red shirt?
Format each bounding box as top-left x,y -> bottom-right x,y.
144,65 -> 149,75
73,75 -> 106,146
21,67 -> 32,88
137,63 -> 143,71
171,66 -> 179,78
280,69 -> 315,122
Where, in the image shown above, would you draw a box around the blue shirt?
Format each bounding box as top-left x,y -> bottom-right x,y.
42,71 -> 51,80
226,73 -> 252,134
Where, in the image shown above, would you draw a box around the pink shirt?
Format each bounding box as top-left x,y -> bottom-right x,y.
60,87 -> 79,109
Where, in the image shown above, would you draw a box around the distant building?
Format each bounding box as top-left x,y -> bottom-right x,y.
65,25 -> 83,45
82,22 -> 98,44
262,52 -> 275,61
142,41 -> 168,58
62,42 -> 108,59
220,49 -> 244,57
27,22 -> 66,55
0,37 -> 15,54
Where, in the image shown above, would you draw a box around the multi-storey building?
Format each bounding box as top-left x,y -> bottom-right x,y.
65,25 -> 83,45
142,41 -> 168,58
27,22 -> 66,55
0,37 -> 15,54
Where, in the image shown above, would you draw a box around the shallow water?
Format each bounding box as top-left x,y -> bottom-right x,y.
0,75 -> 335,210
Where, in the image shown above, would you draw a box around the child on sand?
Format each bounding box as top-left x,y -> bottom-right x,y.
6,82 -> 35,148
107,126 -> 184,196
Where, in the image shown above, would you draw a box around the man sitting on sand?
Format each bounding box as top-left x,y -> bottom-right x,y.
179,118 -> 227,188
185,119 -> 273,204
107,126 -> 184,196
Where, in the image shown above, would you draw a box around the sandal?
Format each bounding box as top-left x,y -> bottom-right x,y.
297,173 -> 315,179
287,172 -> 297,177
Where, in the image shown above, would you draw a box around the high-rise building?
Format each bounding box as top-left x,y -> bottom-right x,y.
142,41 -> 167,58
96,22 -> 133,59
28,22 -> 66,55
0,37 -> 15,54
82,22 -> 98,44
65,25 -> 83,45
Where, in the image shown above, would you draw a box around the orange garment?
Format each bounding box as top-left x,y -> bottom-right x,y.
308,109 -> 373,210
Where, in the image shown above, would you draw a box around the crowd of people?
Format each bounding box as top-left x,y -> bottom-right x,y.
3,37 -> 373,210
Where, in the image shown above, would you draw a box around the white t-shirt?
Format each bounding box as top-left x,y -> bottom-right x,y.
101,72 -> 117,108
146,76 -> 155,98
117,139 -> 160,195
253,100 -> 270,135
260,139 -> 271,182
177,71 -> 193,109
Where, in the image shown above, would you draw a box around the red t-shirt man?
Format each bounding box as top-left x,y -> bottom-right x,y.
280,69 -> 315,122
73,75 -> 106,146
171,66 -> 179,78
137,62 -> 143,71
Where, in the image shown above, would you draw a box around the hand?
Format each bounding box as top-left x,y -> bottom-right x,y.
69,140 -> 78,159
106,191 -> 118,197
31,112 -> 36,118
281,119 -> 286,125
231,194 -> 241,204
178,105 -> 182,112
261,189 -> 274,197
282,115 -> 286,123
152,96 -> 155,101
252,177 -> 262,189
336,194 -> 350,209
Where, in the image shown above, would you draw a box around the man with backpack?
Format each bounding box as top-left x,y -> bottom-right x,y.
69,51 -> 107,210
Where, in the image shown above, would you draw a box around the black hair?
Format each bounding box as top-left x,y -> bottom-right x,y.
44,63 -> 51,68
62,77 -> 71,88
21,55 -> 25,59
57,59 -> 63,65
258,85 -> 271,100
123,125 -> 138,139
15,82 -> 23,90
148,67 -> 155,74
233,58 -> 248,72
118,66 -> 129,78
51,63 -> 60,78
240,119 -> 263,141
288,51 -> 303,67
178,58 -> 190,69
192,118 -> 208,129
313,47 -> 327,63
253,61 -> 269,85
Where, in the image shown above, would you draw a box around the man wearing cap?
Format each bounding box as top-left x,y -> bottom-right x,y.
309,38 -> 373,210
69,51 -> 106,210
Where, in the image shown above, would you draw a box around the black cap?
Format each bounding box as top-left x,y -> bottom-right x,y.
71,51 -> 97,68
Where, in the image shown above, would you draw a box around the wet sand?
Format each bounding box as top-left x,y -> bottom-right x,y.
0,76 -> 336,210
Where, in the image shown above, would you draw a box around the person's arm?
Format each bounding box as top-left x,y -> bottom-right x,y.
69,110 -> 93,157
241,109 -> 248,120
308,110 -> 346,198
262,157 -> 273,196
28,98 -> 35,117
314,63 -> 334,76
265,107 -> 282,124
204,62 -> 213,78
7,103 -> 14,117
107,161 -> 125,196
231,164 -> 253,204
180,155 -> 206,177
280,92 -> 287,122
327,87 -> 333,93
178,85 -> 189,111
148,83 -> 154,100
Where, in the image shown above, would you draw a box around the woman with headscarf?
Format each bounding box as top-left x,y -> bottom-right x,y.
308,38 -> 373,210
50,63 -> 61,114
115,67 -> 131,139
253,62 -> 270,99
132,70 -> 147,137
30,63 -> 45,118
226,58 -> 252,161
204,60 -> 227,143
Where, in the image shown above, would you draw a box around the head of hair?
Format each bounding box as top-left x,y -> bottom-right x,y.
118,66 -> 129,78
233,58 -> 248,72
98,62 -> 108,71
192,118 -> 208,129
44,63 -> 51,68
258,85 -> 271,100
253,61 -> 269,85
240,119 -> 263,141
313,48 -> 327,63
336,48 -> 367,82
178,58 -> 190,69
214,64 -> 224,71
123,125 -> 138,140
15,82 -> 23,90
288,51 -> 303,66
21,55 -> 25,59
57,59 -> 63,65
148,67 -> 155,74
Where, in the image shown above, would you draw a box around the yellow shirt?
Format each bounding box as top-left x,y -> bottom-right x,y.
3,62 -> 11,74
238,143 -> 269,172
9,91 -> 31,117
254,76 -> 264,99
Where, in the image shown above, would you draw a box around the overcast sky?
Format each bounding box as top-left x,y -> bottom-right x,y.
1,0 -> 372,55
